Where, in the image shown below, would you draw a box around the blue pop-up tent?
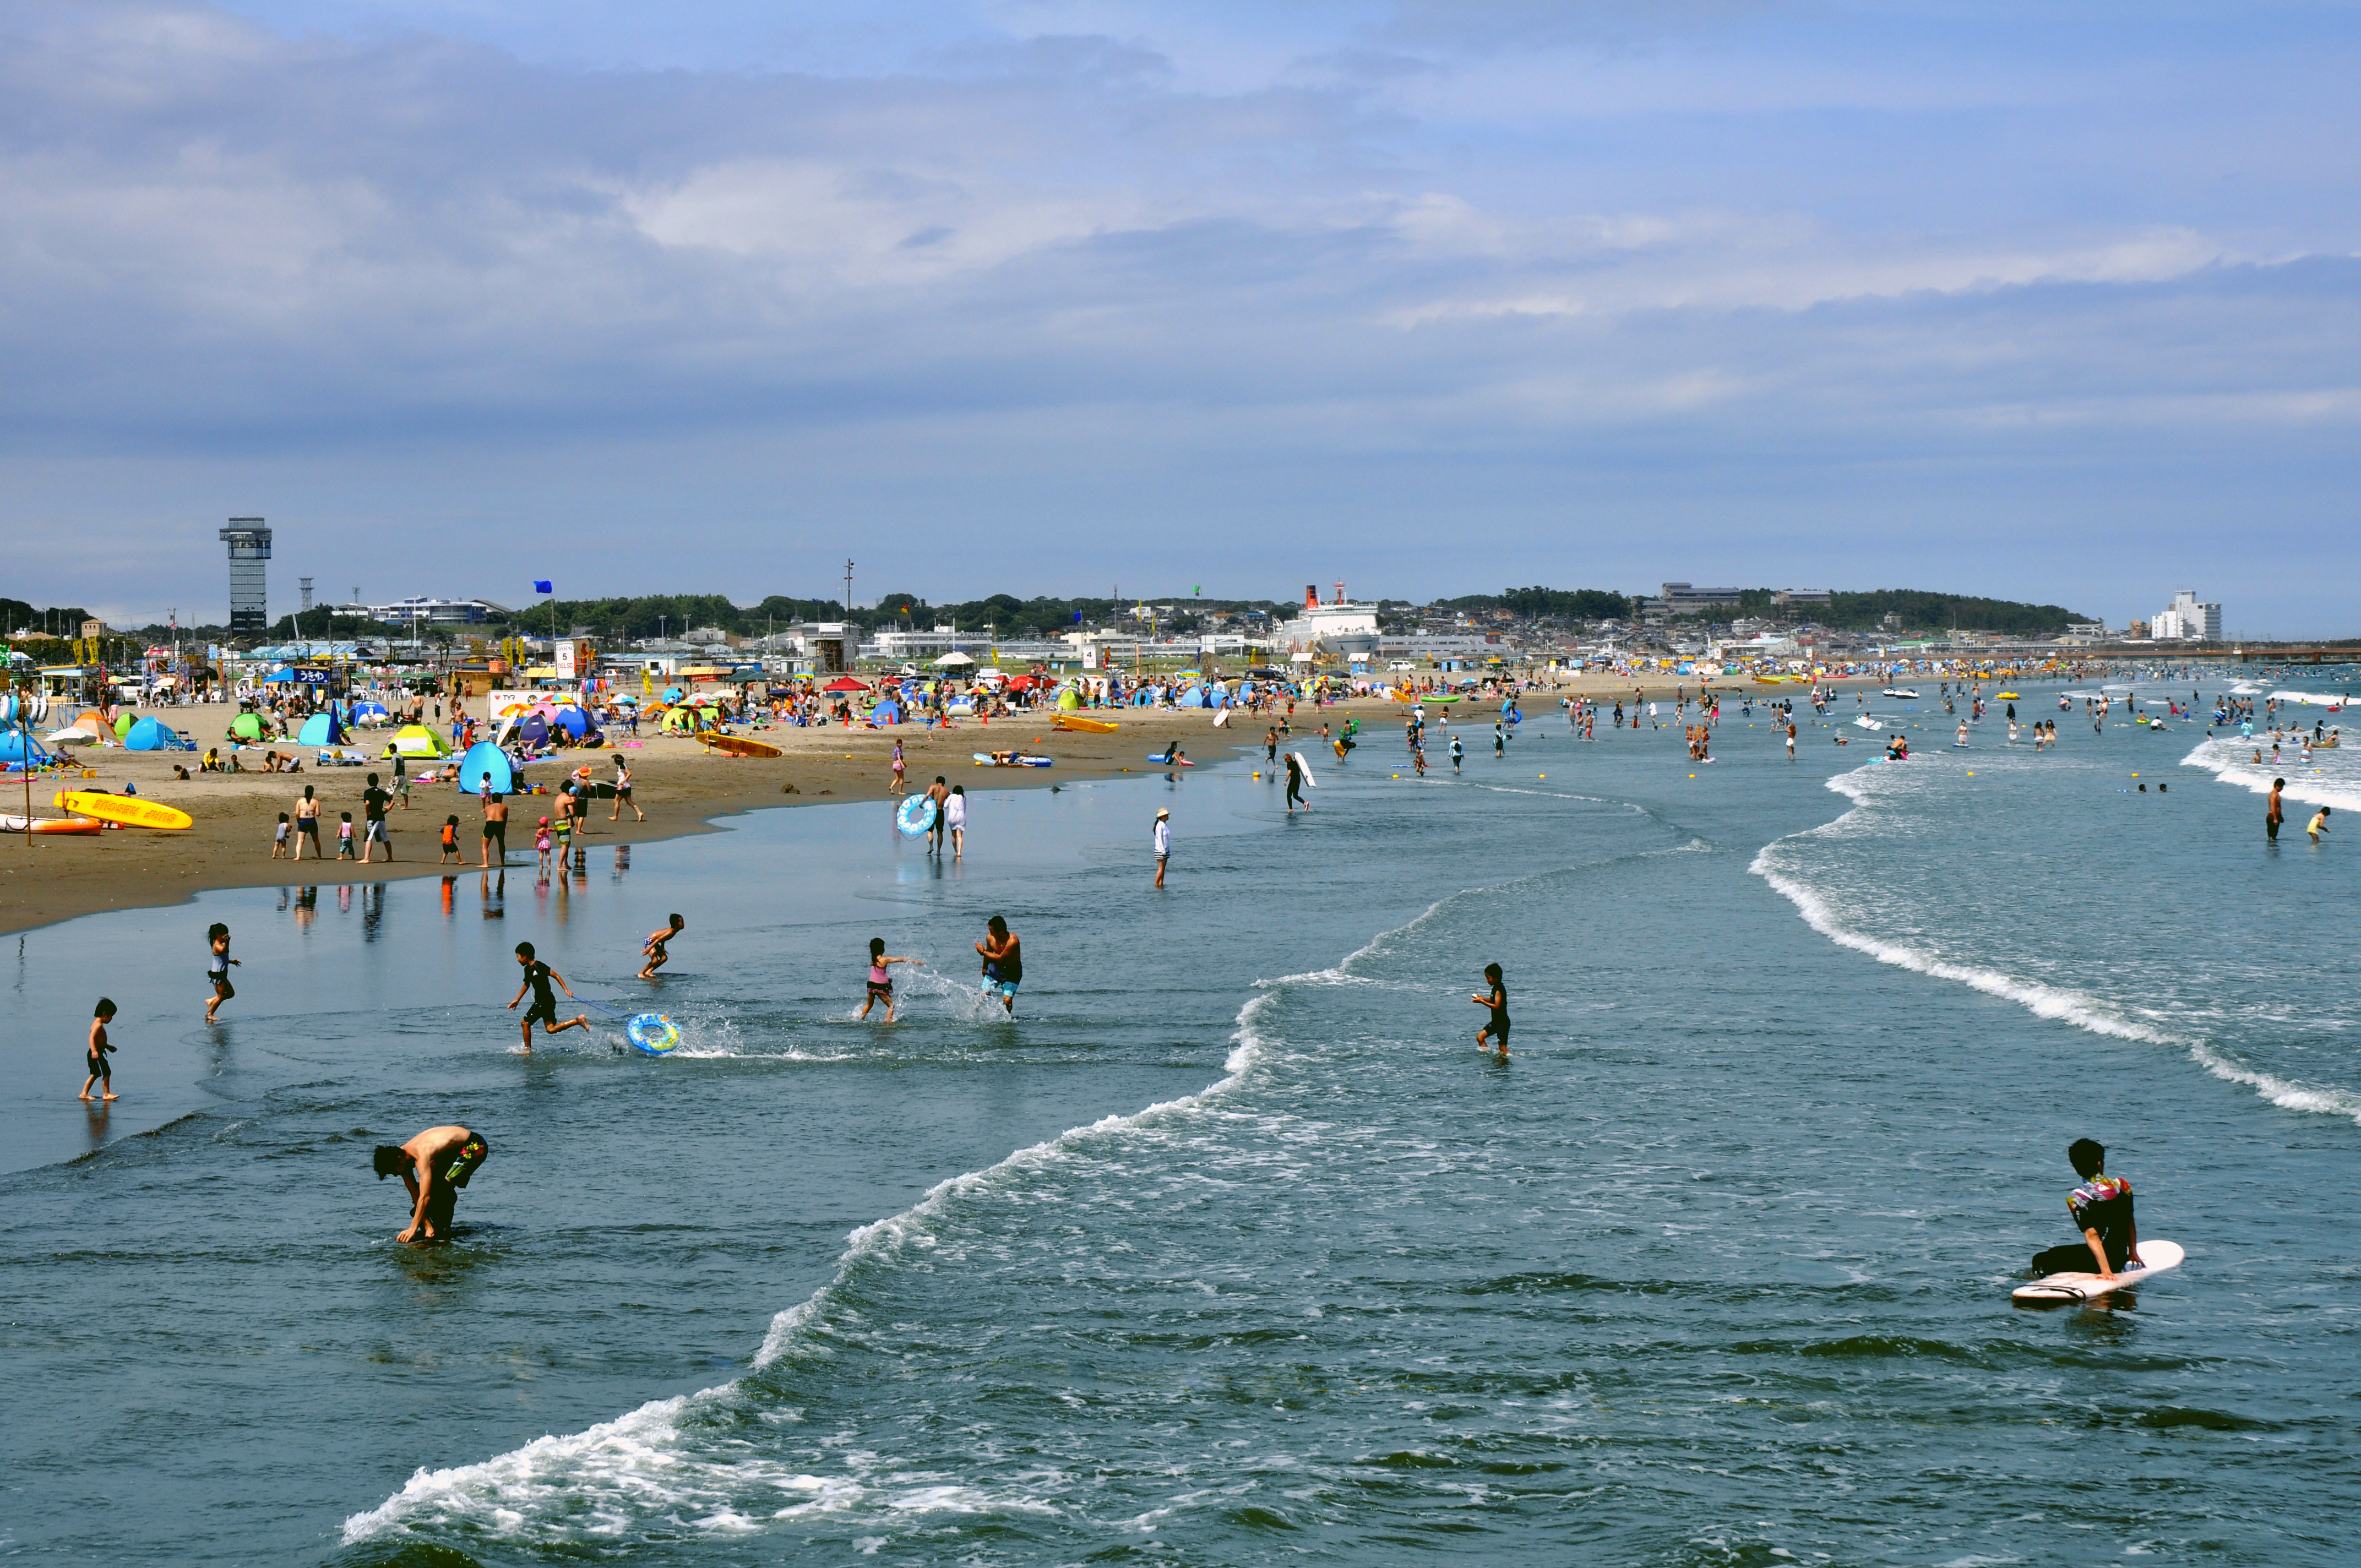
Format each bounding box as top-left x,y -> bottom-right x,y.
123,716 -> 186,750
0,731 -> 51,765
552,706 -> 599,739
456,741 -> 515,796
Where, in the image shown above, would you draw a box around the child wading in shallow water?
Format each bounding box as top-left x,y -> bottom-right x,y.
1471,963 -> 1511,1058
859,937 -> 921,1023
205,922 -> 240,1022
81,998 -> 119,1101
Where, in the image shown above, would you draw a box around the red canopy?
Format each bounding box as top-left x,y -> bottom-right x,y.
1004,676 -> 1040,690
821,677 -> 870,693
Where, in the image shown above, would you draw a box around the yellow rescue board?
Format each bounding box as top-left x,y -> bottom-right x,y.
701,734 -> 782,758
1052,715 -> 1120,733
53,791 -> 193,830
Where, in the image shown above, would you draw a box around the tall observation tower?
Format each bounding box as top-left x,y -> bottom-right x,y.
220,519 -> 271,635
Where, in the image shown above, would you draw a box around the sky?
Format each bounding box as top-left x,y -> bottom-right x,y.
2,0 -> 2355,635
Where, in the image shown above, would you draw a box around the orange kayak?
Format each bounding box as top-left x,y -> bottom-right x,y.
2,814 -> 104,835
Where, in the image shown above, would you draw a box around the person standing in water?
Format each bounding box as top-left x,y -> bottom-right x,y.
1471,963 -> 1510,1058
505,941 -> 589,1050
374,1125 -> 489,1244
81,998 -> 119,1101
2267,777 -> 2285,842
1450,734 -> 1464,774
2308,805 -> 2331,843
638,913 -> 685,979
976,914 -> 1021,1014
2030,1139 -> 2142,1280
1284,751 -> 1306,813
924,775 -> 950,856
859,937 -> 921,1022
205,923 -> 240,1022
1153,807 -> 1171,888
945,784 -> 967,861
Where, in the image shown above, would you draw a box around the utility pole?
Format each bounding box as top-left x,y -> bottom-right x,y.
844,559 -> 856,623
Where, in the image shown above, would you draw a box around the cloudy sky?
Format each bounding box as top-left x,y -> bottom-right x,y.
4,0 -> 2355,633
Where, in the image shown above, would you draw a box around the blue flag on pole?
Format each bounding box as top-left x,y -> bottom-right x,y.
534,580 -> 553,594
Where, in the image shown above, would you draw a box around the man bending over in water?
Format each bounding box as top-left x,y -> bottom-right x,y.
374,1124 -> 490,1243
507,941 -> 590,1051
2030,1138 -> 2143,1281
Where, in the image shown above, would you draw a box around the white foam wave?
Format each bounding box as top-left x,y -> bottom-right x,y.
1753,764 -> 2361,1126
2178,739 -> 2361,813
344,896 -> 1463,1551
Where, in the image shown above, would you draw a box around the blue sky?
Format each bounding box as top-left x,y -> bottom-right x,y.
3,0 -> 2355,633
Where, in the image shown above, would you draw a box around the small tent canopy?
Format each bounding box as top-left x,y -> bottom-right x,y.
350,701 -> 390,723
261,667 -> 300,683
552,706 -> 598,738
113,711 -> 138,737
123,716 -> 184,750
456,741 -> 515,796
385,723 -> 449,758
0,732 -> 51,765
1056,688 -> 1082,710
870,699 -> 902,723
934,651 -> 976,668
229,712 -> 267,741
821,677 -> 869,693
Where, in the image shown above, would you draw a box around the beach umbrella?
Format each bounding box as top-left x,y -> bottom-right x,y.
933,651 -> 976,668
822,677 -> 869,693
661,687 -> 685,703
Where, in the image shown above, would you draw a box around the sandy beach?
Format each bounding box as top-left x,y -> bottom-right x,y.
0,672 -> 1904,937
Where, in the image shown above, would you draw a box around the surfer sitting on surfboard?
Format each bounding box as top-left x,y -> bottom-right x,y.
2030,1139 -> 2142,1281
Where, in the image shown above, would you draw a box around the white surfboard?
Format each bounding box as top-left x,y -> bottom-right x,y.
2013,1239 -> 2183,1303
1213,707 -> 1230,728
1853,715 -> 1881,730
1288,751 -> 1317,787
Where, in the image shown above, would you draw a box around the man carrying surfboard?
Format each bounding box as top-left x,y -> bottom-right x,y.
2030,1139 -> 2142,1281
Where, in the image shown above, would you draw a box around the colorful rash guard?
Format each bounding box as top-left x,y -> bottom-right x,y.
2067,1175 -> 2136,1269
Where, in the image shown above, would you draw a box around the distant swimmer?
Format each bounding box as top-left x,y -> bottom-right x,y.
639,913 -> 685,979
860,937 -> 921,1022
2029,1139 -> 2141,1281
80,997 -> 118,1102
205,922 -> 240,1022
2309,806 -> 2331,843
1471,963 -> 1510,1059
976,914 -> 1021,1015
374,1124 -> 490,1244
507,941 -> 590,1052
2267,777 -> 2285,842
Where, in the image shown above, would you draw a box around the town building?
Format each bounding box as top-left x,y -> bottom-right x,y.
2151,590 -> 2222,642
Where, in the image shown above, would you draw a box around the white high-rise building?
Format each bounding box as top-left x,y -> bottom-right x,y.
2152,589 -> 2222,642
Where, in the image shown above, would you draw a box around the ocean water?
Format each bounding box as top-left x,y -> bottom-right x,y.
4,685 -> 2358,1566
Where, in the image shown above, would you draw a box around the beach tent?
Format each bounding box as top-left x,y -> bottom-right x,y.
822,677 -> 869,694
228,711 -> 268,742
0,731 -> 51,765
385,724 -> 449,758
350,701 -> 389,723
870,699 -> 902,723
1056,688 -> 1082,710
112,711 -> 138,738
123,716 -> 185,750
455,741 -> 515,796
296,714 -> 333,747
261,667 -> 300,684
552,705 -> 599,739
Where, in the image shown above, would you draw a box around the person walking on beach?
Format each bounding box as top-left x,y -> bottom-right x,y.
205,923 -> 239,1022
1471,964 -> 1510,1059
889,740 -> 907,796
924,775 -> 950,856
481,790 -> 508,868
1285,751 -> 1306,814
2268,778 -> 2285,842
271,812 -> 290,859
391,749 -> 410,810
292,784 -> 322,861
1153,807 -> 1172,888
1265,726 -> 1279,766
976,914 -> 1021,1014
859,938 -> 921,1023
639,913 -> 685,979
361,773 -> 395,863
611,757 -> 643,822
439,814 -> 462,864
507,941 -> 589,1051
81,998 -> 119,1101
374,1125 -> 489,1244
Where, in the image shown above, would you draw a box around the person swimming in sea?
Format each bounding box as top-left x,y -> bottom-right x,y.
1471,963 -> 1510,1059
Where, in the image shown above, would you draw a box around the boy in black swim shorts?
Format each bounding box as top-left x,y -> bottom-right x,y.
505,941 -> 589,1052
375,1125 -> 490,1243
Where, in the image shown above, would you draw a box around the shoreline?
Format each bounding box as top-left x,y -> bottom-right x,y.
0,673 -> 1913,938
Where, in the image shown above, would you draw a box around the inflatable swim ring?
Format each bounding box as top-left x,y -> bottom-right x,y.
895,793 -> 935,836
627,1014 -> 681,1055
